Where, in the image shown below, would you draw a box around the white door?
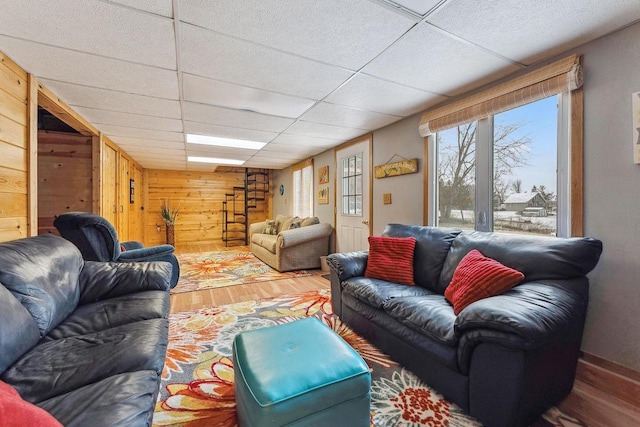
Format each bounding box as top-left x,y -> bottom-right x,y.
336,138 -> 371,253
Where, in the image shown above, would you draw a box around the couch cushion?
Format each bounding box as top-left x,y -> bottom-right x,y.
281,216 -> 300,231
0,285 -> 40,374
365,236 -> 416,285
275,214 -> 289,233
0,380 -> 62,426
44,291 -> 169,341
342,277 -> 434,308
37,371 -> 160,427
383,296 -> 458,345
252,233 -> 277,254
438,231 -> 603,290
445,249 -> 524,315
1,318 -> 168,403
382,224 -> 462,293
301,216 -> 320,227
263,219 -> 277,235
0,235 -> 83,337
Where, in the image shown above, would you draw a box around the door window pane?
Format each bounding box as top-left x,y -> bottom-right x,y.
341,153 -> 363,216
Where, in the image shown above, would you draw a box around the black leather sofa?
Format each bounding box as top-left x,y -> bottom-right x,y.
0,234 -> 172,426
327,224 -> 603,427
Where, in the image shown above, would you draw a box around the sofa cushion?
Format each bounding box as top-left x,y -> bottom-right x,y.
342,277 -> 434,308
445,249 -> 524,315
0,380 -> 62,426
438,231 -> 603,290
44,291 -> 169,341
383,224 -> 462,293
37,371 -> 160,427
0,285 -> 41,374
263,219 -> 277,235
301,216 -> 320,227
1,318 -> 168,403
0,235 -> 82,337
365,236 -> 416,285
281,216 -> 300,232
383,296 -> 458,346
275,214 -> 289,233
252,233 -> 277,254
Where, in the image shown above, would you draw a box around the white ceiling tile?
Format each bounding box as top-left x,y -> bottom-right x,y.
254,150 -> 305,160
108,0 -> 173,17
362,23 -> 520,96
0,0 -> 176,68
183,102 -> 294,133
186,150 -> 253,161
271,134 -> 341,148
285,121 -> 365,141
179,0 -> 416,69
262,143 -> 322,155
180,24 -> 353,99
382,0 -> 442,16
0,37 -> 179,99
325,73 -> 447,116
184,121 -> 278,143
301,102 -> 401,131
183,74 -> 315,118
98,125 -> 183,142
74,107 -> 183,132
428,0 -> 640,65
186,145 -> 258,157
39,80 -> 181,119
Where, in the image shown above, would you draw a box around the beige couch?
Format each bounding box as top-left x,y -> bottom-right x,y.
249,215 -> 333,272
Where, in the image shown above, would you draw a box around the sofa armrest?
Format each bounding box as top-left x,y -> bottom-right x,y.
249,221 -> 267,240
326,251 -> 369,282
277,223 -> 332,249
121,240 -> 144,250
117,244 -> 174,261
78,260 -> 172,304
455,278 -> 589,372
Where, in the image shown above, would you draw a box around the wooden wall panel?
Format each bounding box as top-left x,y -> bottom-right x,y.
101,138 -> 118,226
37,131 -> 92,235
0,51 -> 28,242
145,168 -> 269,247
128,163 -> 144,243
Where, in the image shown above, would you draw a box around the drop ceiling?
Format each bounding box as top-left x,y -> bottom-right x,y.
1,0 -> 639,170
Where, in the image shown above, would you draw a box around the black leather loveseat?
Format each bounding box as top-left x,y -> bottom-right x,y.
0,234 -> 172,426
327,224 -> 602,427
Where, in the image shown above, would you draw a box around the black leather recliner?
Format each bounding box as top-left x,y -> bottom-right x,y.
54,212 -> 180,288
328,224 -> 603,427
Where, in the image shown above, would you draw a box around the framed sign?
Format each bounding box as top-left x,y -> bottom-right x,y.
318,165 -> 329,184
129,179 -> 135,204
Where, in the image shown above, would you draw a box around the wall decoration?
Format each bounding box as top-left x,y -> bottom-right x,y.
634,91 -> 640,164
279,184 -> 285,195
129,179 -> 135,204
374,155 -> 418,178
318,165 -> 329,184
318,187 -> 329,204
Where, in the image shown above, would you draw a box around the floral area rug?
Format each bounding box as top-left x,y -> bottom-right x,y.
153,290 -> 583,426
171,250 -> 311,294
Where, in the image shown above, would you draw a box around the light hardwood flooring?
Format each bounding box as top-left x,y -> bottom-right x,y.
169,243 -> 639,426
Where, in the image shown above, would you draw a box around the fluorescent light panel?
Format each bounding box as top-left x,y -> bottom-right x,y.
186,133 -> 267,150
187,156 -> 245,165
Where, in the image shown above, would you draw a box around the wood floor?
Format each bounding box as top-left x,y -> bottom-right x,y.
169,243 -> 639,426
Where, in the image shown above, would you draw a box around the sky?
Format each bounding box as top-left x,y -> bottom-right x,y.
494,95 -> 558,195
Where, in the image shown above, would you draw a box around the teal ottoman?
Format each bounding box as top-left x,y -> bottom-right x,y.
233,317 -> 371,427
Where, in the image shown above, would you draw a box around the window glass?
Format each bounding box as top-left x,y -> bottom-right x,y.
493,97 -> 558,236
437,123 -> 476,230
341,153 -> 363,215
293,163 -> 313,217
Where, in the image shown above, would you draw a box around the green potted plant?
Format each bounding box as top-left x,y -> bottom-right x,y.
160,199 -> 180,245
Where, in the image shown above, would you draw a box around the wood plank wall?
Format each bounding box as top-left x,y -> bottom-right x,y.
0,51 -> 29,241
145,168 -> 269,247
37,130 -> 92,235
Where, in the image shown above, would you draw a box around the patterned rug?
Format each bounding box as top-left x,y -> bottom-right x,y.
171,250 -> 311,294
153,290 -> 584,426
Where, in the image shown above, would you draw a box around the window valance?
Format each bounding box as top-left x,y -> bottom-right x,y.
419,54 -> 582,137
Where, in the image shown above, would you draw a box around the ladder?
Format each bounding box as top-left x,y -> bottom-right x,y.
222,168 -> 269,246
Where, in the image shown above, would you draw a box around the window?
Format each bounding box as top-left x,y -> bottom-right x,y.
292,159 -> 313,217
422,54 -> 583,237
341,153 -> 363,215
435,97 -> 560,236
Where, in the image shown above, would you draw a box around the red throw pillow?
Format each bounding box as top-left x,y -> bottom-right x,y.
445,249 -> 524,315
365,236 -> 416,285
0,381 -> 62,427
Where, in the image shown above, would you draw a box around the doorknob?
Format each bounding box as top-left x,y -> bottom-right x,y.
362,220 -> 369,225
